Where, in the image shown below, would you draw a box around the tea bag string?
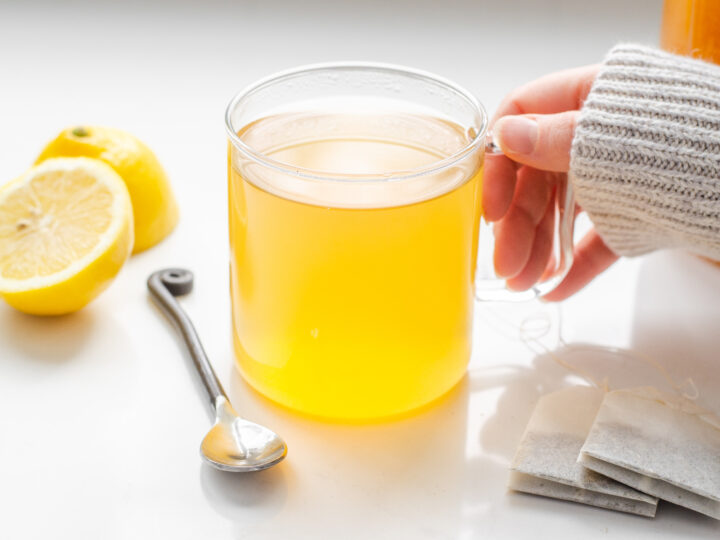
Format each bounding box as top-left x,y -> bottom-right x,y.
620,386 -> 720,431
490,304 -> 720,430
477,305 -> 607,390
481,304 -> 699,399
517,309 -> 610,392
554,312 -> 700,402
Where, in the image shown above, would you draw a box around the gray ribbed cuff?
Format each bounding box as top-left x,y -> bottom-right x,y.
570,44 -> 720,260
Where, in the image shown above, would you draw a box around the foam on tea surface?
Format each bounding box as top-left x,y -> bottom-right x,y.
233,112 -> 480,209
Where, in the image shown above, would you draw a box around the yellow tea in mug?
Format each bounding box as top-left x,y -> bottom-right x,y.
229,112 -> 483,420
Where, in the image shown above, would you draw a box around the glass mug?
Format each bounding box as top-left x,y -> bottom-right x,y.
226,64 -> 574,420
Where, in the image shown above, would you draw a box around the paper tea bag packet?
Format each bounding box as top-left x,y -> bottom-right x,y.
509,386 -> 658,517
580,387 -> 720,519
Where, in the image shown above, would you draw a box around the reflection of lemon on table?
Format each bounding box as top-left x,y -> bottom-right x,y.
36,126 -> 179,253
0,157 -> 133,315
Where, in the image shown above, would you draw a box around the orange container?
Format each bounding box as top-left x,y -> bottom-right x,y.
661,0 -> 720,64
662,1 -> 720,267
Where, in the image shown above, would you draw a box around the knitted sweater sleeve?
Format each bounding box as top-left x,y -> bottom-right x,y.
570,44 -> 720,260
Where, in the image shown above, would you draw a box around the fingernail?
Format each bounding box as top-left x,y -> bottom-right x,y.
496,116 -> 538,155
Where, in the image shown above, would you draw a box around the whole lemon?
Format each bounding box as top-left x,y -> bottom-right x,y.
36,126 -> 179,253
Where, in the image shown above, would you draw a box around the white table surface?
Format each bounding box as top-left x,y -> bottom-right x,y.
2,0 -> 719,538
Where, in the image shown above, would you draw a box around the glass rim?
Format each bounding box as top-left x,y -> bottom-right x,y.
224,62 -> 488,183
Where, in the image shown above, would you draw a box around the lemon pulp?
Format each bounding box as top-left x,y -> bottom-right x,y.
0,157 -> 133,315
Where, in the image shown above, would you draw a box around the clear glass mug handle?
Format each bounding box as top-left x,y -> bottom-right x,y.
475,132 -> 575,302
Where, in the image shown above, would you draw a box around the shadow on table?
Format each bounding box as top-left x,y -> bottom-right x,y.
630,252 -> 720,412
474,251 -> 720,536
200,461 -> 291,525
218,371 -> 477,538
0,303 -> 96,364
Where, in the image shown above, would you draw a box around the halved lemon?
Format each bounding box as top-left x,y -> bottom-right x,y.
0,157 -> 133,315
36,126 -> 179,254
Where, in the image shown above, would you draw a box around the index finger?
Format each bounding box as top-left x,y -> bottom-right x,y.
492,64 -> 600,122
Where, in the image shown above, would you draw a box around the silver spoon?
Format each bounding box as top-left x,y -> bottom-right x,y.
148,268 -> 287,472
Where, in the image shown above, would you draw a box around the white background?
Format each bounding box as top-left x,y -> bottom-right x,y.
1,0 -> 719,538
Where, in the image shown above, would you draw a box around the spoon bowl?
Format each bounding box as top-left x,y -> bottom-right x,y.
201,396 -> 287,472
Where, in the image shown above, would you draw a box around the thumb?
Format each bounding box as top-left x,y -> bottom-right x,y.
493,111 -> 579,172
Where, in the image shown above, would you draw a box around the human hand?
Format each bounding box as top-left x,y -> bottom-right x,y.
484,65 -> 619,301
